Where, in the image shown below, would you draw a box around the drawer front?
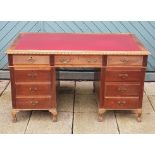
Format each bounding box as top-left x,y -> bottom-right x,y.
105,70 -> 143,82
13,55 -> 50,65
55,55 -> 102,66
78,56 -> 102,66
15,97 -> 52,109
105,83 -> 140,97
14,69 -> 51,82
15,84 -> 51,96
107,56 -> 143,66
103,97 -> 139,109
55,56 -> 78,65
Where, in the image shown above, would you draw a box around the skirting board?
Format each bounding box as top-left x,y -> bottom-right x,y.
0,70 -> 155,81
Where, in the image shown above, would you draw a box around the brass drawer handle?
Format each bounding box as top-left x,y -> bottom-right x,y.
118,87 -> 127,92
117,101 -> 127,105
59,58 -> 71,64
87,58 -> 97,63
27,73 -> 38,78
120,58 -> 129,63
118,73 -> 128,79
30,101 -> 39,106
87,59 -> 91,63
27,56 -> 35,64
29,87 -> 38,91
94,59 -> 97,62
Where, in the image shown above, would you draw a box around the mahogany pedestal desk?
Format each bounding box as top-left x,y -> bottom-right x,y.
6,33 -> 149,122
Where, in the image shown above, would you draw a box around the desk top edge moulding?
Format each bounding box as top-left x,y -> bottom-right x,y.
7,32 -> 150,55
7,32 -> 149,123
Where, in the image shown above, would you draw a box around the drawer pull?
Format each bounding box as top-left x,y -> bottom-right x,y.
87,59 -> 91,63
117,101 -> 127,105
29,87 -> 38,91
27,56 -> 35,64
118,73 -> 128,79
118,87 -> 127,92
87,58 -> 97,63
27,73 -> 38,78
120,58 -> 129,63
94,59 -> 97,62
59,58 -> 71,64
30,101 -> 39,106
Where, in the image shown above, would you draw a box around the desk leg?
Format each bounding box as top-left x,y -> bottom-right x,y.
98,108 -> 106,122
12,109 -> 19,123
49,108 -> 58,122
136,109 -> 142,122
97,67 -> 106,122
49,67 -> 58,122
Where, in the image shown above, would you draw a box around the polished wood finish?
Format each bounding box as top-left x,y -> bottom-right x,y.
95,55 -> 147,122
15,97 -> 52,109
105,69 -> 143,82
107,56 -> 143,66
14,68 -> 51,82
55,55 -> 77,65
15,83 -> 52,96
7,33 -> 149,122
105,83 -> 140,97
9,56 -> 57,122
13,55 -> 50,65
8,55 -> 16,109
55,55 -> 102,67
103,97 -> 139,109
78,55 -> 102,65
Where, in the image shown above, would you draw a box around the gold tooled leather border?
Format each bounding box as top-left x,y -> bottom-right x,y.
6,49 -> 150,55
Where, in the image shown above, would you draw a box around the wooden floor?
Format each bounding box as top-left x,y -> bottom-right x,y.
0,80 -> 155,134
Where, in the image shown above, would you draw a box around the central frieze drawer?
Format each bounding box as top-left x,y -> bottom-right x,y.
78,56 -> 102,65
105,83 -> 140,97
13,55 -> 50,65
55,55 -> 77,65
107,56 -> 143,66
55,55 -> 102,66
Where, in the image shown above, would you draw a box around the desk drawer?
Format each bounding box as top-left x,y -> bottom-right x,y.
15,84 -> 51,96
55,56 -> 77,65
105,83 -> 140,97
14,69 -> 52,82
55,55 -> 102,66
105,70 -> 142,82
78,56 -> 102,66
13,55 -> 50,65
107,56 -> 143,66
103,97 -> 139,109
15,97 -> 52,109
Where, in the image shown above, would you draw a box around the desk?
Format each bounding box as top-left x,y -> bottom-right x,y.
7,33 -> 149,122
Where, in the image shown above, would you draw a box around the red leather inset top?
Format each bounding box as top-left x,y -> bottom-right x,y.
14,33 -> 142,51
